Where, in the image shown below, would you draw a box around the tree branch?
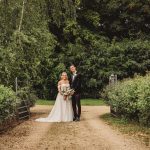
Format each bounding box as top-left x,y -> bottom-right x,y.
18,0 -> 25,32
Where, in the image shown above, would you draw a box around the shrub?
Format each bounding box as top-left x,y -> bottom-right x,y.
17,87 -> 38,107
0,85 -> 18,123
103,74 -> 150,126
136,75 -> 150,126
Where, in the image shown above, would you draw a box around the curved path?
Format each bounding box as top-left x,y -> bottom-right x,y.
0,105 -> 149,150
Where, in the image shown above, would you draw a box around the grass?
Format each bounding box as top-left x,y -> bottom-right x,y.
81,98 -> 106,106
101,113 -> 150,147
36,99 -> 55,105
36,98 -> 106,106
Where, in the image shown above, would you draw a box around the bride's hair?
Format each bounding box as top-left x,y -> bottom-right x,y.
60,72 -> 68,80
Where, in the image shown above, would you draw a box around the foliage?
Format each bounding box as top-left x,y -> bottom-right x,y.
0,0 -> 150,99
17,87 -> 38,107
103,74 -> 150,126
79,0 -> 150,39
0,85 -> 18,123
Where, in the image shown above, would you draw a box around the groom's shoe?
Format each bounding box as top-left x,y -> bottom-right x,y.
76,117 -> 80,122
73,117 -> 76,121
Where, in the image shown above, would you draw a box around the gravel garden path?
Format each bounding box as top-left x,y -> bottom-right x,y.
0,105 -> 149,150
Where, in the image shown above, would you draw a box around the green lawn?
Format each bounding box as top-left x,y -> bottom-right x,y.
36,99 -> 55,105
36,98 -> 106,106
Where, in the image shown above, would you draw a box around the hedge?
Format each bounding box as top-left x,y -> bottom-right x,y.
103,74 -> 150,126
0,85 -> 18,123
17,87 -> 37,107
0,84 -> 37,124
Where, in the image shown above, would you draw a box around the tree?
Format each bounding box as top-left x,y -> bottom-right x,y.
0,0 -> 150,99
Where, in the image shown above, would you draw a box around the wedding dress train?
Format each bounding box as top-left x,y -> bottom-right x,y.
35,84 -> 73,122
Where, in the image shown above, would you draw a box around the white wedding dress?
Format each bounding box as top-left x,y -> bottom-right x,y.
35,83 -> 73,122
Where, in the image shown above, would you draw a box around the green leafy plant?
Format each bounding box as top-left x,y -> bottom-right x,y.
17,87 -> 38,107
0,0 -> 150,99
0,85 -> 18,123
104,74 -> 150,126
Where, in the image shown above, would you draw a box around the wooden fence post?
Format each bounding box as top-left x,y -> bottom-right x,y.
109,74 -> 118,116
15,77 -> 18,95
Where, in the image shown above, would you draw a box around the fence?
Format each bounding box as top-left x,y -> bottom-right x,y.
15,77 -> 31,120
0,77 -> 32,133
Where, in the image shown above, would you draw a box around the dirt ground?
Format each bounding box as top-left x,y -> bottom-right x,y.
0,105 -> 149,150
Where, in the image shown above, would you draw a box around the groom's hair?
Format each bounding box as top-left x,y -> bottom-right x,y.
70,64 -> 76,67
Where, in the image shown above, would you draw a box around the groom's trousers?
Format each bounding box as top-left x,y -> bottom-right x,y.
72,93 -> 81,118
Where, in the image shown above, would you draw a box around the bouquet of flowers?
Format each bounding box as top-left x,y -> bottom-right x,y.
63,89 -> 75,96
61,88 -> 75,100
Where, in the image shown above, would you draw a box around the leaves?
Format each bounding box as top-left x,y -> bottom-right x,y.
104,74 -> 150,126
0,85 -> 18,122
0,0 -> 150,99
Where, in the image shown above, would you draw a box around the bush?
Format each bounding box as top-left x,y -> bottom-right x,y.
17,87 -> 38,107
0,85 -> 18,123
103,74 -> 150,126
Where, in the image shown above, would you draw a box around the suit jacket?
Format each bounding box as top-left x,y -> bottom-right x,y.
69,72 -> 81,94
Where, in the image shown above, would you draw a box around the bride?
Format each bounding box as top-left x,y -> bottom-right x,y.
35,72 -> 73,122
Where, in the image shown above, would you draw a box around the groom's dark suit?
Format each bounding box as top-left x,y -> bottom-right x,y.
70,72 -> 81,120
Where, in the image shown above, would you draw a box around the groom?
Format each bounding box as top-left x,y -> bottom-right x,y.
70,64 -> 81,121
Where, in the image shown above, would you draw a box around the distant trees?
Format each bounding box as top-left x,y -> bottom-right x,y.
0,0 -> 150,98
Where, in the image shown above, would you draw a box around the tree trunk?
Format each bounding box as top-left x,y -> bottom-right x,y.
18,0 -> 25,31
